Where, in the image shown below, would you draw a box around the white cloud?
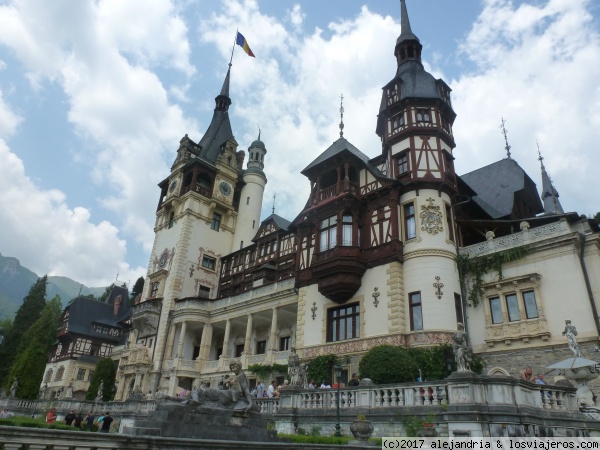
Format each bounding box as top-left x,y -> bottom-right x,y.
452,0 -> 600,215
0,90 -> 21,138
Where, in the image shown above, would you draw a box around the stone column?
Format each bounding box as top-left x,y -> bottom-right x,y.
267,307 -> 278,362
243,313 -> 253,368
165,324 -> 177,358
200,323 -> 213,360
176,321 -> 187,359
134,372 -> 142,389
220,320 -> 231,370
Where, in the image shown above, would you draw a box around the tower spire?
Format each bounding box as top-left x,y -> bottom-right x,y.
500,117 -> 512,159
339,94 -> 345,138
395,0 -> 422,65
399,0 -> 418,42
215,65 -> 232,112
538,142 -> 564,215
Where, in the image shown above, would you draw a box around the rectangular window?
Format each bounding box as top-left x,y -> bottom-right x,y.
256,340 -> 267,355
201,255 -> 216,271
327,303 -> 360,342
246,197 -> 250,205
319,215 -> 337,251
211,213 -> 221,231
489,297 -> 503,324
397,154 -> 408,175
76,369 -> 86,381
391,114 -> 405,132
523,290 -> 539,319
445,204 -> 454,242
342,214 -> 353,246
505,294 -> 521,321
235,344 -> 244,358
416,109 -> 431,123
87,370 -> 94,382
454,293 -> 464,325
404,203 -> 416,240
198,285 -> 210,298
280,336 -> 290,351
409,292 -> 423,331
150,281 -> 159,298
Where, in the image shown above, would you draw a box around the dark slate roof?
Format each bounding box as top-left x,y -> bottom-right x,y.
64,286 -> 131,344
460,158 -> 543,219
301,137 -> 383,176
262,213 -> 291,231
196,110 -> 234,164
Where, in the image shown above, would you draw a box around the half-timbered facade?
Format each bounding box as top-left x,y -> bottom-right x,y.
43,286 -> 131,400
110,0 -> 600,399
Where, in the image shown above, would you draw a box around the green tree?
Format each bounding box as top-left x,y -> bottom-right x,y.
6,296 -> 62,399
306,354 -> 339,385
130,276 -> 145,304
593,212 -> 600,225
0,276 -> 48,385
86,358 -> 117,401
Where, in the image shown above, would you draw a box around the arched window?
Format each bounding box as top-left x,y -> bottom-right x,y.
44,369 -> 53,383
342,214 -> 353,246
55,366 -> 65,381
320,215 -> 337,251
168,212 -> 174,229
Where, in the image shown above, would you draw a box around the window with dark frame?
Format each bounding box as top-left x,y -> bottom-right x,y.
397,154 -> 408,175
168,212 -> 175,229
87,370 -> 94,382
211,213 -> 222,231
454,293 -> 464,325
150,281 -> 159,298
327,303 -> 360,342
505,293 -> 521,321
523,290 -> 539,319
342,214 -> 353,246
201,255 -> 216,271
445,204 -> 454,242
404,203 -> 416,240
76,368 -> 86,381
416,109 -> 431,123
320,215 -> 337,251
391,114 -> 405,133
489,297 -> 503,324
198,285 -> 210,298
235,344 -> 244,358
256,340 -> 267,355
409,292 -> 423,331
280,336 -> 290,351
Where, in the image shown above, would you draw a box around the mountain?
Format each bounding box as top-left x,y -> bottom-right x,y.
0,252 -> 107,320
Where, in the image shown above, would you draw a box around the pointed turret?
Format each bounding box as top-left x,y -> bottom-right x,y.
538,149 -> 564,215
196,65 -> 235,164
395,0 -> 422,66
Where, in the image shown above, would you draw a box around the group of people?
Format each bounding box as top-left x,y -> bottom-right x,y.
45,407 -> 114,432
0,409 -> 10,418
253,380 -> 280,398
306,373 -> 360,389
520,366 -> 547,385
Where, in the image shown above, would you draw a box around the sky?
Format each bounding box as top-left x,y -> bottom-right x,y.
0,0 -> 599,289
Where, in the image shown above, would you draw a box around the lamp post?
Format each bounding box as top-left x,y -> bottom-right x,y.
334,363 -> 342,437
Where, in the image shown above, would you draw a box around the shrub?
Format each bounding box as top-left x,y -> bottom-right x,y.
278,434 -> 350,445
359,345 -> 418,383
305,354 -> 338,386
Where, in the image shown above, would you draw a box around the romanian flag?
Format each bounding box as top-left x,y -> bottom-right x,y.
236,32 -> 255,57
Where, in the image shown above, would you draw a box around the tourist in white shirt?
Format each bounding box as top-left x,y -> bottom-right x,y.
267,380 -> 279,397
320,380 -> 331,389
308,379 -> 316,389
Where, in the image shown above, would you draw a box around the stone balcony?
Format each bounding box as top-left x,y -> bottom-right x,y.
459,219 -> 570,258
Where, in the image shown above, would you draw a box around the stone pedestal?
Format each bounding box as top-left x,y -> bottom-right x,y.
125,403 -> 277,441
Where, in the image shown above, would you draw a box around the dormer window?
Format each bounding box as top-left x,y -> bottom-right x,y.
390,114 -> 405,135
387,84 -> 400,105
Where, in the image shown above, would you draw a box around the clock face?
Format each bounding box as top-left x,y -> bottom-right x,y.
219,181 -> 232,196
158,253 -> 168,268
169,180 -> 178,193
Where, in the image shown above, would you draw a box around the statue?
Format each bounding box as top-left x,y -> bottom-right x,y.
562,320 -> 583,358
55,387 -> 63,399
192,359 -> 257,413
95,380 -> 104,402
288,347 -> 301,386
452,323 -> 473,372
39,382 -> 48,400
9,378 -> 17,398
299,362 -> 308,388
65,382 -> 74,399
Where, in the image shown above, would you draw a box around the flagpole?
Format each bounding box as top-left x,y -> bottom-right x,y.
229,30 -> 237,66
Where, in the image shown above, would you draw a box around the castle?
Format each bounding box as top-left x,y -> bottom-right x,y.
42,0 -> 600,401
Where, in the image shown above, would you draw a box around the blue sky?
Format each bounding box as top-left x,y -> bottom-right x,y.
0,0 -> 598,288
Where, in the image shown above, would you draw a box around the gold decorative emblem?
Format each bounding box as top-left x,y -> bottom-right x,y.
420,198 -> 443,235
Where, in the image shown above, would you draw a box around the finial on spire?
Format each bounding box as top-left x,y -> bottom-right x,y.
537,141 -> 544,168
272,193 -> 276,214
257,124 -> 261,141
339,94 -> 345,138
500,117 -> 511,159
